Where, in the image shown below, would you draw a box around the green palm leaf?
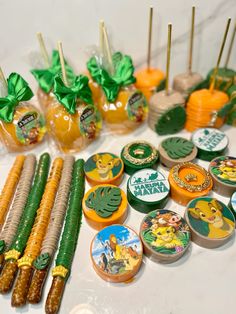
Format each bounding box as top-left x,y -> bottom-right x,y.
85,186 -> 122,218
162,137 -> 194,159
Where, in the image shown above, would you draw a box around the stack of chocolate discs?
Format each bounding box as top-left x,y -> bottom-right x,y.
121,140 -> 158,175
127,168 -> 170,213
191,128 -> 228,161
140,209 -> 191,263
90,224 -> 143,283
229,192 -> 236,219
209,156 -> 236,197
148,90 -> 186,135
173,72 -> 203,99
159,137 -> 198,168
168,162 -> 213,206
82,184 -> 128,230
84,152 -> 124,186
185,197 -> 235,248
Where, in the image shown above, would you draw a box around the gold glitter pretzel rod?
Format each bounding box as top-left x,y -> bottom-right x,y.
0,155 -> 25,232
11,157 -> 64,308
27,155 -> 75,304
0,155 -> 36,272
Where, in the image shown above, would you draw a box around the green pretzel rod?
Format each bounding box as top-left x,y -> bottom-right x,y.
0,153 -> 50,294
45,159 -> 85,314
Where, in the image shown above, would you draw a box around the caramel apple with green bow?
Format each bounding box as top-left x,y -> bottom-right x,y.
0,71 -> 46,152
46,42 -> 102,153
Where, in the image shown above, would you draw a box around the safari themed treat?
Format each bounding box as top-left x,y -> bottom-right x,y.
140,209 -> 191,263
83,184 -> 128,230
169,162 -> 213,206
87,49 -> 148,134
127,169 -> 170,213
148,25 -> 186,135
209,156 -> 236,197
159,137 -> 197,168
31,34 -> 75,109
90,224 -> 143,283
173,7 -> 203,98
46,42 -> 102,153
185,197 -> 235,248
121,140 -> 159,175
229,192 -> 236,219
135,7 -> 165,101
191,128 -> 228,161
84,153 -> 124,186
0,73 -> 46,152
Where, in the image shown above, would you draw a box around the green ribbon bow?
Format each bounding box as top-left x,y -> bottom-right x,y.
54,74 -> 93,114
0,73 -> 33,123
87,51 -> 136,102
31,50 -> 75,94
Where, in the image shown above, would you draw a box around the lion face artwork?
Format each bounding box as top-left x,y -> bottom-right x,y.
210,157 -> 236,185
187,198 -> 235,239
84,153 -> 122,181
141,209 -> 190,255
151,226 -> 183,248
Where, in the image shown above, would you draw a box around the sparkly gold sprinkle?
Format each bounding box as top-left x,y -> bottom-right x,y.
185,173 -> 198,182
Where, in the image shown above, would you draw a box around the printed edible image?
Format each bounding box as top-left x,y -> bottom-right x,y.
187,197 -> 235,239
210,156 -> 236,185
141,210 -> 190,255
92,225 -> 142,275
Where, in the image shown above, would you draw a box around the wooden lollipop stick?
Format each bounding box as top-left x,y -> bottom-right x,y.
210,18 -> 231,92
165,23 -> 172,95
0,67 -> 7,91
99,20 -> 105,54
57,41 -> 69,87
37,32 -> 50,68
224,21 -> 236,68
102,24 -> 114,75
188,6 -> 195,74
147,7 -> 154,71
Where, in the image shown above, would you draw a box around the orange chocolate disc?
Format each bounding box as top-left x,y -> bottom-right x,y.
90,224 -> 143,283
82,184 -> 128,230
135,68 -> 165,101
169,162 -> 213,206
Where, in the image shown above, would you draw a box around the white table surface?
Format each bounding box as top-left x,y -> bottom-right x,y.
0,122 -> 236,314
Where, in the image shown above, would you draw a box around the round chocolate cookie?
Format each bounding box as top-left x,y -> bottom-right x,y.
209,156 -> 236,197
185,197 -> 235,248
140,209 -> 191,263
121,140 -> 158,175
191,128 -> 228,161
159,137 -> 197,168
127,168 -> 170,213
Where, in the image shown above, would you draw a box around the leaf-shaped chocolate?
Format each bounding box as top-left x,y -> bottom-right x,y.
85,186 -> 122,218
162,137 -> 194,159
33,252 -> 51,270
155,106 -> 186,135
0,240 -> 5,254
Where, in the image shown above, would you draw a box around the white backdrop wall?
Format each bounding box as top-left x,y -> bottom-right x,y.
0,0 -> 235,91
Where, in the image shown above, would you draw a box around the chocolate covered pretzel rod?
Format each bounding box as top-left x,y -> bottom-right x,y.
0,154 -> 36,271
27,155 -> 74,304
0,155 -> 25,232
45,159 -> 85,314
11,157 -> 63,307
0,153 -> 50,294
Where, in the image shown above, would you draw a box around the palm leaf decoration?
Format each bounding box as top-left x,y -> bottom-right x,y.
155,106 -> 186,135
33,252 -> 50,270
162,137 -> 194,159
85,186 -> 122,218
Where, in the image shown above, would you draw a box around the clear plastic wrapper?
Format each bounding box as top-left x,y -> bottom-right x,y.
0,102 -> 46,152
46,96 -> 102,153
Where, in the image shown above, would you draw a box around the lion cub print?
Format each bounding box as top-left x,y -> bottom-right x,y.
188,199 -> 234,238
